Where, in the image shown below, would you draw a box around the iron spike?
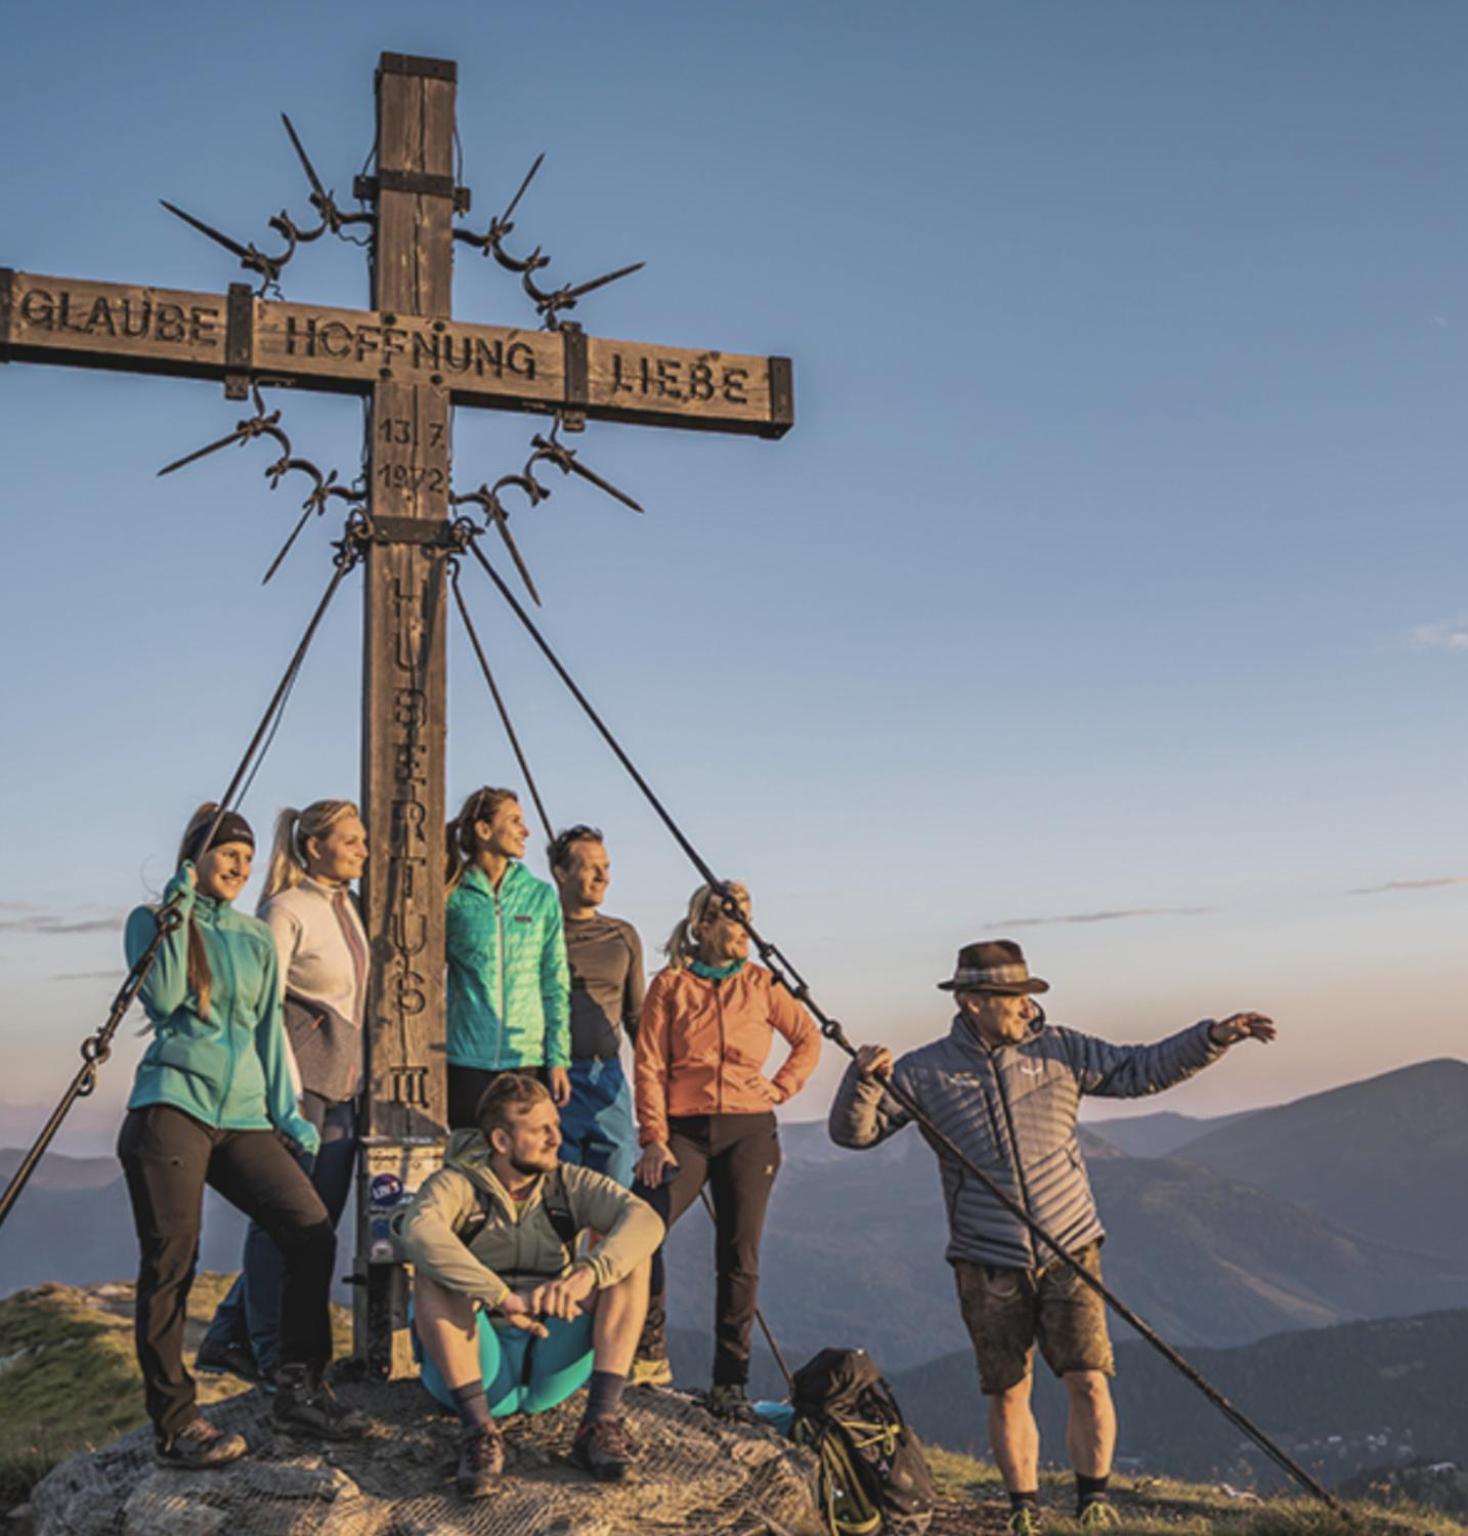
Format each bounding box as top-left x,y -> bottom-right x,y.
159,200 -> 255,263
530,435 -> 642,512
262,503 -> 318,585
490,507 -> 542,607
281,114 -> 330,209
498,152 -> 545,227
562,456 -> 644,513
157,423 -> 254,477
555,260 -> 646,305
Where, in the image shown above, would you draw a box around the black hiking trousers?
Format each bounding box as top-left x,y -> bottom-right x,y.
635,1111 -> 781,1386
117,1104 -> 335,1440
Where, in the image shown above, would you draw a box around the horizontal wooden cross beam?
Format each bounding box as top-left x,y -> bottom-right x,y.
0,268 -> 794,438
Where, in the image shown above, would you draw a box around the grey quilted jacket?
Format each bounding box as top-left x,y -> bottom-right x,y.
828,1014 -> 1225,1270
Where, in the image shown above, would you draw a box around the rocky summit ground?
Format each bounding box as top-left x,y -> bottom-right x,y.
23,1379 -> 823,1536
3,1280 -> 1465,1536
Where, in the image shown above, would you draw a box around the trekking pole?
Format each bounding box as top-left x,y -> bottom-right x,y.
0,903 -> 183,1231
461,532 -> 1344,1512
0,535 -> 361,1236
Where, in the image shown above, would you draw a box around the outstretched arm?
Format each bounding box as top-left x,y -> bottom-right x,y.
829,1045 -> 914,1148
1065,1013 -> 1275,1099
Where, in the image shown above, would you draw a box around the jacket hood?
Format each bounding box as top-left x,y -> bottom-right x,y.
443,1127 -> 553,1201
444,1128 -> 502,1195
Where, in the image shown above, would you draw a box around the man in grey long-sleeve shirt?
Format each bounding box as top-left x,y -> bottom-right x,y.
828,940 -> 1276,1534
548,826 -> 645,1187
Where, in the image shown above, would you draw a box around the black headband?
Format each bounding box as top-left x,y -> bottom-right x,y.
185,810 -> 255,863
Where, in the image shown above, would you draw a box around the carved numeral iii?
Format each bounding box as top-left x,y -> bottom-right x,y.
388,1066 -> 429,1106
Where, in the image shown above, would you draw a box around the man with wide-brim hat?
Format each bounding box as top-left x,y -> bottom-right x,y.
828,938 -> 1275,1534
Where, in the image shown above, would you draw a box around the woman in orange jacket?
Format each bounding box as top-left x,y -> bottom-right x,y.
631,881 -> 820,1416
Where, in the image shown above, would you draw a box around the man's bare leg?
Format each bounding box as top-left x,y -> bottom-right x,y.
414,1275 -> 483,1392
589,1258 -> 649,1377
414,1275 -> 505,1498
1063,1370 -> 1116,1478
988,1376 -> 1040,1492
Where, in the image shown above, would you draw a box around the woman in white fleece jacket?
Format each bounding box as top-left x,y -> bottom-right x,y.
198,799 -> 369,1383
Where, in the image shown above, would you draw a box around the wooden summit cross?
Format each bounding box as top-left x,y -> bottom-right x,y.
0,51 -> 792,1374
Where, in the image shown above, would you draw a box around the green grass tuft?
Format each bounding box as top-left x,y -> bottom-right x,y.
0,1273 -> 352,1514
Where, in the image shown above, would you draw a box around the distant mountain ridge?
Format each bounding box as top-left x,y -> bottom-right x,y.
1079,1107 -> 1254,1159
1173,1058 -> 1468,1265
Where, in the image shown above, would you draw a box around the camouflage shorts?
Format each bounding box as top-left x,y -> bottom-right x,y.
952,1241 -> 1115,1395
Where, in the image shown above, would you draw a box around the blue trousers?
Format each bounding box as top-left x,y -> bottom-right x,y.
412,1305 -> 595,1417
202,1093 -> 356,1374
558,1057 -> 636,1188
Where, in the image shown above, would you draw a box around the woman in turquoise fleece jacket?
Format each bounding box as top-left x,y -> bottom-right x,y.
444,786 -> 571,1130
117,804 -> 361,1469
125,865 -> 318,1148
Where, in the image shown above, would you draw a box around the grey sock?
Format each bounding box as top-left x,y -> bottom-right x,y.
450,1382 -> 494,1433
582,1370 -> 627,1424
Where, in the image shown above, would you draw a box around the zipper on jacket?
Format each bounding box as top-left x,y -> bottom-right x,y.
493,885 -> 506,1069
214,913 -> 239,1128
713,979 -> 725,1115
987,1049 -> 1036,1260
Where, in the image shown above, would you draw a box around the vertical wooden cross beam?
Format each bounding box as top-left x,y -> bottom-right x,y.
355,53 -> 456,1377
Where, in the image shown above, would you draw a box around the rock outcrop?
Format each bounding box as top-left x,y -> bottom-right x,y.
28,1381 -> 822,1536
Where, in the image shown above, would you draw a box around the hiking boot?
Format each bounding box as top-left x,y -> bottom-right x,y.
705,1382 -> 758,1423
155,1416 -> 249,1469
1078,1497 -> 1121,1529
571,1415 -> 634,1481
272,1364 -> 368,1441
456,1424 -> 506,1499
194,1338 -> 260,1383
628,1352 -> 674,1387
1006,1505 -> 1044,1536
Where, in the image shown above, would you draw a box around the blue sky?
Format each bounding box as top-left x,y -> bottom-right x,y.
2,1 -> 1466,1154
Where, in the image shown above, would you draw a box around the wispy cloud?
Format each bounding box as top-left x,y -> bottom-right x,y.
1408,618 -> 1468,651
0,901 -> 126,936
993,906 -> 1214,929
1348,876 -> 1468,896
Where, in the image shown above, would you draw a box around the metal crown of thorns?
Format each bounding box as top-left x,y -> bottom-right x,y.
156,111 -> 649,591
161,116 -> 645,328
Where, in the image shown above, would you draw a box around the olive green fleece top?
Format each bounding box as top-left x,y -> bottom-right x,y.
391,1130 -> 662,1308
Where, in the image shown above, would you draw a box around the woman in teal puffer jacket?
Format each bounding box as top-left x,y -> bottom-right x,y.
118,804 -> 363,1470
444,786 -> 571,1129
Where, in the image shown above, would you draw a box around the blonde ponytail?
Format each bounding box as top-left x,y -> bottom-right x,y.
662,881 -> 750,972
261,799 -> 359,902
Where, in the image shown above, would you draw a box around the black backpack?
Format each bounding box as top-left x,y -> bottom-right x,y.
791,1347 -> 937,1536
